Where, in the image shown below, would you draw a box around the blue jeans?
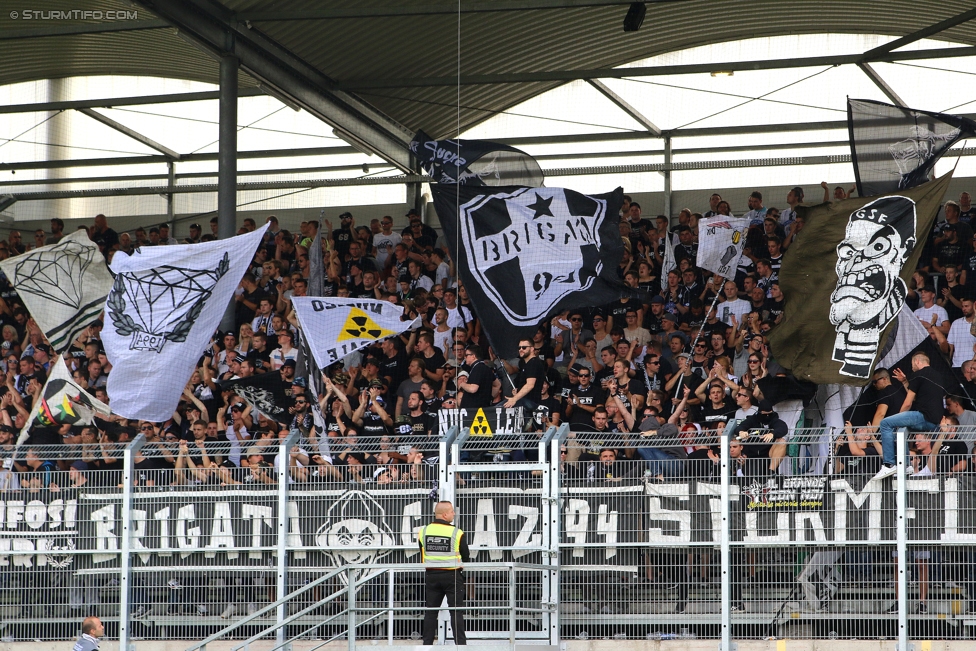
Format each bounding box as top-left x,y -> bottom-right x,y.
878,411 -> 939,466
637,447 -> 685,478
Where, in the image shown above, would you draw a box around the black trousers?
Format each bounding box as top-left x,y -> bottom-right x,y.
422,569 -> 466,645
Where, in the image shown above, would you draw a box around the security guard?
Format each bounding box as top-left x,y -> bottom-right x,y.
419,500 -> 469,645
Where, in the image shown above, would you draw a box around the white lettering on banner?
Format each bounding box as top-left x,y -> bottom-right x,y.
697,483 -> 739,544
437,407 -> 524,435
91,504 -> 117,563
48,499 -> 63,529
242,504 -> 273,560
471,498 -> 503,560
132,509 -> 149,564
744,512 -> 791,543
12,538 -> 33,567
795,512 -> 828,542
509,505 -> 541,559
942,478 -> 976,541
830,479 -> 882,542
596,505 -> 618,559
176,504 -> 200,559
154,507 -> 172,557
288,502 -> 305,560
24,500 -> 46,529
647,483 -> 692,543
6,501 -> 24,528
564,499 -> 589,558
400,500 -> 424,558
206,502 -> 234,559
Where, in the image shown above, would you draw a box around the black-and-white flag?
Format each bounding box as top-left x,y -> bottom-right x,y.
432,185 -> 636,358
103,225 -> 268,421
292,297 -> 419,368
0,231 -> 114,352
411,130 -> 544,187
17,356 -> 110,445
849,98 -> 975,197
220,371 -> 295,423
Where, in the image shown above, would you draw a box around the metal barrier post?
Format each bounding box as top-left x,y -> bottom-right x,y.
119,433 -> 145,651
346,568 -> 359,651
547,430 -> 565,645
896,427 -> 909,651
387,569 -> 395,645
276,430 -> 299,646
509,563 -> 517,645
720,430 -> 732,651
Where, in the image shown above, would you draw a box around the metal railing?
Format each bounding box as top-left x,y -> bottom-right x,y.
7,424 -> 976,650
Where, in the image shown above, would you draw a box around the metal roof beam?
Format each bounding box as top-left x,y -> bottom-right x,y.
134,0 -> 415,172
0,19 -> 170,41
856,63 -> 906,107
337,45 -> 976,89
238,0 -> 685,21
0,145 -> 357,172
862,7 -> 976,58
0,88 -> 267,115
76,108 -> 182,159
586,79 -> 661,136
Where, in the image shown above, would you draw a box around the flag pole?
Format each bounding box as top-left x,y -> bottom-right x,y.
673,287 -> 723,400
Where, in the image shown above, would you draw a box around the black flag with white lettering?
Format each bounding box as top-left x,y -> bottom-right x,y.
219,372 -> 295,423
433,185 -> 636,358
849,98 -> 975,197
411,130 -> 544,187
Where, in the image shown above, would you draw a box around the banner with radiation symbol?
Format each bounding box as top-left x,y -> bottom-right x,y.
291,297 -> 420,367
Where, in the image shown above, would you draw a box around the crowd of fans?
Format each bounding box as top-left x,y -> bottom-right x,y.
1,186 -> 976,494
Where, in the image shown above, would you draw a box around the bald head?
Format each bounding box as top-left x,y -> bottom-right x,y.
434,501 -> 455,522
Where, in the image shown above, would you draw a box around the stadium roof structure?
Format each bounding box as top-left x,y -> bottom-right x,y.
6,0 -> 976,168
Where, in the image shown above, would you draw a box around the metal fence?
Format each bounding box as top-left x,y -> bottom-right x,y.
3,424 -> 976,648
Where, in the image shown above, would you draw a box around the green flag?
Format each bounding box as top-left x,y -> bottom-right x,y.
768,173 -> 952,385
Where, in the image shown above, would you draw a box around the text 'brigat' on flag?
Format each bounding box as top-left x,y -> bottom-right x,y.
0,230 -> 114,353
433,185 -> 637,358
291,297 -> 420,368
102,225 -> 269,421
696,216 -> 751,279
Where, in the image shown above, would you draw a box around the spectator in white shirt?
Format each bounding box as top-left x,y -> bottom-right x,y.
914,285 -> 950,336
947,297 -> 976,367
270,330 -> 300,370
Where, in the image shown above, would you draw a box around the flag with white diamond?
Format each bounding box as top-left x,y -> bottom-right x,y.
291,297 -> 420,368
696,216 -> 751,279
0,230 -> 114,352
103,225 -> 268,421
432,185 -> 636,358
16,356 -> 111,445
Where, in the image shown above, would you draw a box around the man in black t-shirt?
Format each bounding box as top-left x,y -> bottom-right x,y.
932,418 -> 969,474
332,212 -> 355,259
505,338 -> 546,409
566,367 -> 606,428
457,345 -> 494,409
874,352 -> 946,480
868,368 -> 907,427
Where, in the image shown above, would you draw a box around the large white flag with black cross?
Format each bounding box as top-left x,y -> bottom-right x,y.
102,225 -> 268,421
0,231 -> 114,352
291,297 -> 420,368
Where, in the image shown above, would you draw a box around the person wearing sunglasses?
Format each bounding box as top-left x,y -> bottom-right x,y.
504,339 -> 546,411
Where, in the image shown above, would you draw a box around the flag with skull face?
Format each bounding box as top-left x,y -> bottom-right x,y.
768,173 -> 952,385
